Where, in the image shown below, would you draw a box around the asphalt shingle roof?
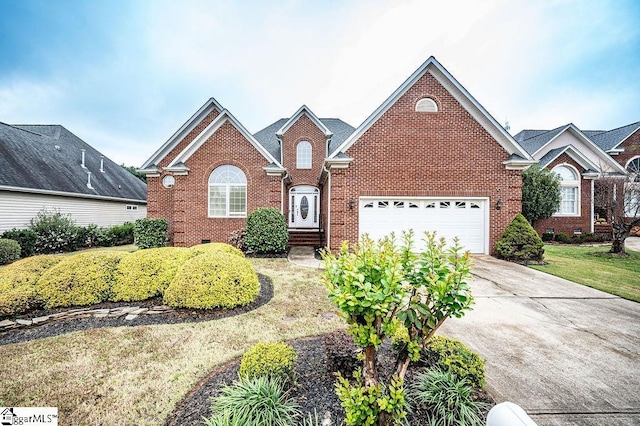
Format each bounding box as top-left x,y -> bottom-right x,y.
585,121 -> 640,151
0,123 -> 146,201
514,125 -> 567,155
253,117 -> 355,161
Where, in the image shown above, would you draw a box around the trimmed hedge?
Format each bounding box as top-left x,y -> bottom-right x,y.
419,336 -> 486,389
111,247 -> 189,302
36,251 -> 126,308
1,229 -> 37,257
245,207 -> 288,253
134,218 -> 168,249
188,242 -> 244,258
239,342 -> 298,383
0,255 -> 62,317
163,252 -> 259,309
495,213 -> 544,263
0,238 -> 21,265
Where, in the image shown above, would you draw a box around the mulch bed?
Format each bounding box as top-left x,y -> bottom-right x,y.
0,274 -> 273,346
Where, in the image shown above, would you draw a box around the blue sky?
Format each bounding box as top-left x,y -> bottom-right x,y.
1,0 -> 639,166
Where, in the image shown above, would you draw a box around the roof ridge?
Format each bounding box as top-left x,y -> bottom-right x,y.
1,122 -> 46,137
519,125 -> 566,141
601,120 -> 640,134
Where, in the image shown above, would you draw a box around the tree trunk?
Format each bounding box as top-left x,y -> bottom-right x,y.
362,345 -> 378,387
610,222 -> 631,254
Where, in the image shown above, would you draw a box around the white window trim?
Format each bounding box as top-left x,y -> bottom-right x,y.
626,156 -> 640,182
553,163 -> 581,217
208,165 -> 247,218
296,141 -> 312,169
415,97 -> 438,113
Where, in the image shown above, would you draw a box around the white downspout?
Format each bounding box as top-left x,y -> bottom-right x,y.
590,179 -> 595,234
323,164 -> 331,249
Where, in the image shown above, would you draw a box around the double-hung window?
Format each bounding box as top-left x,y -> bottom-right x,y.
208,165 -> 247,217
553,165 -> 580,216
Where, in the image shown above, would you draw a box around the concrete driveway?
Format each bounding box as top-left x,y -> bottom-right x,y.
439,255 -> 640,425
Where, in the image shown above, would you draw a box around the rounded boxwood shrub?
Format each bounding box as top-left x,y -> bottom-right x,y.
163,252 -> 259,309
495,213 -> 544,263
1,228 -> 37,257
36,251 -> 126,308
188,242 -> 244,258
0,255 -> 62,317
239,342 -> 298,383
111,247 -> 189,302
0,238 -> 21,265
419,335 -> 486,389
245,207 -> 288,253
133,218 -> 168,249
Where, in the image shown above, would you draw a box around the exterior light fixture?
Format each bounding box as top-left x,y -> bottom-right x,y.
496,198 -> 503,210
348,199 -> 356,210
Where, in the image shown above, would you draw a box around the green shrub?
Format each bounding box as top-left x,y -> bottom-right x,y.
239,342 -> 298,384
1,228 -> 37,257
188,242 -> 244,258
111,247 -> 189,302
29,209 -> 81,254
553,232 -> 571,243
0,255 -> 62,317
133,218 -> 168,249
204,376 -> 300,426
495,213 -> 544,263
0,238 -> 21,265
163,252 -> 259,309
541,232 -> 554,242
36,251 -> 126,308
419,336 -> 486,389
110,222 -> 135,245
245,207 -> 288,253
409,368 -> 488,426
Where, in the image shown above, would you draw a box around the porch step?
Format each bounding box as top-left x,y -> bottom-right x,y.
288,230 -> 324,247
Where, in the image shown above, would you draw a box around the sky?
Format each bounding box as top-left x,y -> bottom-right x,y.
1,0 -> 639,167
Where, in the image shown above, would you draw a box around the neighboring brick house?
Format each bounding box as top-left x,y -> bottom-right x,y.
140,56 -> 536,253
514,122 -> 638,236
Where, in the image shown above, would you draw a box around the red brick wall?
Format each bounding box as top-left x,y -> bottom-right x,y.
613,128 -> 640,170
328,71 -> 522,253
280,114 -> 327,223
149,118 -> 280,246
533,153 -> 592,236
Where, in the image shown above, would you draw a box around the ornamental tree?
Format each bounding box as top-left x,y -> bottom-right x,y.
522,164 -> 561,225
321,231 -> 474,426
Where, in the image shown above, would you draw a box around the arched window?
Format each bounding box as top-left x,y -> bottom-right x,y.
415,97 -> 438,113
626,157 -> 640,217
553,164 -> 580,215
208,165 -> 247,217
627,157 -> 640,182
297,141 -> 312,169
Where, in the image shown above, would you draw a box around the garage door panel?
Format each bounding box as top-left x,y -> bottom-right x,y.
359,198 -> 487,254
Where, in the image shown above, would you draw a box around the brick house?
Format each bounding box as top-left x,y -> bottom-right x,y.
139,56 -> 535,253
514,122 -> 639,236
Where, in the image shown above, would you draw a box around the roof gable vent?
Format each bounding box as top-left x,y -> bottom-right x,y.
415,98 -> 438,113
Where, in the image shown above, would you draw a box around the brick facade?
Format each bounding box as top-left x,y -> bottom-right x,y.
329,72 -> 522,252
533,153 -> 593,236
612,128 -> 640,170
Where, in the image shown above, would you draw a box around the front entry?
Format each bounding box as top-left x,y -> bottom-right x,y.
289,186 -> 320,229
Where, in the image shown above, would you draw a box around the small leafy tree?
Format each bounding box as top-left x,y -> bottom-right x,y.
121,164 -> 147,183
594,174 -> 640,254
322,232 -> 474,426
522,165 -> 561,225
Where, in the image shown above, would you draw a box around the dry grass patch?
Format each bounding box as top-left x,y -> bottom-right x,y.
0,259 -> 343,425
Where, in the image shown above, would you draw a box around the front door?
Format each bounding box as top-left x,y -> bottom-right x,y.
289,186 -> 319,229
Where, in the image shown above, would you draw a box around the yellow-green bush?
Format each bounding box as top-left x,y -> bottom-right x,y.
163,252 -> 259,309
111,247 -> 189,302
36,251 -> 126,308
0,255 -> 62,317
188,242 -> 244,258
239,342 -> 298,383
420,335 -> 486,389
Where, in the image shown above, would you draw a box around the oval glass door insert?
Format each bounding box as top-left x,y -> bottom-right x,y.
300,196 -> 309,219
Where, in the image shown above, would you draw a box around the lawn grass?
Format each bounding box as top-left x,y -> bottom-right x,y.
0,259 -> 342,425
530,244 -> 640,302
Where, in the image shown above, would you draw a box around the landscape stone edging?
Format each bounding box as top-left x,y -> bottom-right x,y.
0,305 -> 174,331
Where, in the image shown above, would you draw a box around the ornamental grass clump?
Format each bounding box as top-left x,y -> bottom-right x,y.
239,342 -> 298,385
163,252 -> 259,309
110,247 -> 189,302
0,255 -> 62,317
36,251 -> 126,308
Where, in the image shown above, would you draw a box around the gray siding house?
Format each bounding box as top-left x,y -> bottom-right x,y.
0,123 -> 147,232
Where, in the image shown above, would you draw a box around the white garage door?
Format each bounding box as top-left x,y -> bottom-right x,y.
359,198 -> 488,254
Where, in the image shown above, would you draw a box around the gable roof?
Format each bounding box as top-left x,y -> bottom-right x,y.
166,109 -> 283,169
329,56 -> 534,164
253,117 -> 355,162
515,123 -> 627,174
275,105 -> 332,138
537,145 -> 600,172
140,97 -> 223,169
0,123 -> 146,202
586,121 -> 640,152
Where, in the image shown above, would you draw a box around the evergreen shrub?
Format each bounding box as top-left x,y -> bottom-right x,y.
133,218 -> 168,249
1,229 -> 37,257
239,342 -> 298,384
111,247 -> 189,302
36,251 -> 126,308
0,255 -> 62,317
163,252 -> 259,309
30,209 -> 80,253
0,239 -> 21,265
419,335 -> 486,389
245,207 -> 288,253
495,213 -> 544,263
